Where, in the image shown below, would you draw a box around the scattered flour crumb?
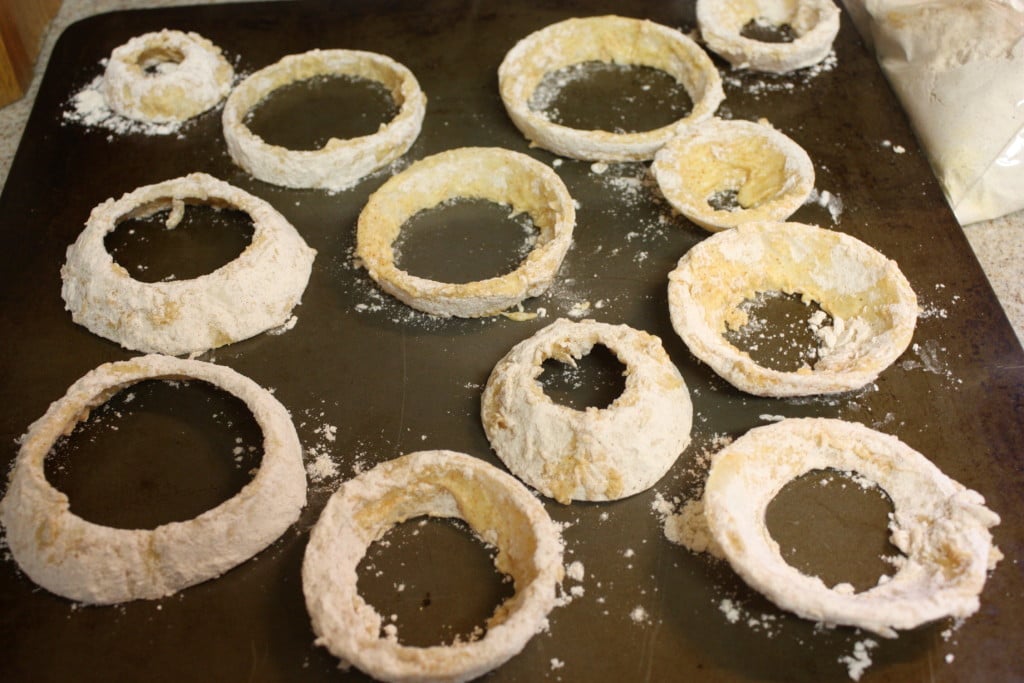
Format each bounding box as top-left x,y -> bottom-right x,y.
719,598 -> 741,624
629,605 -> 649,623
565,560 -> 585,582
550,658 -> 565,670
805,187 -> 844,223
839,639 -> 878,681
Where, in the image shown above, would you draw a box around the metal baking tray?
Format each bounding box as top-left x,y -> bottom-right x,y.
1,1 -> 1021,681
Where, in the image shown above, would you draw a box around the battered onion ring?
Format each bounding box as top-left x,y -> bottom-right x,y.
222,48 -> 426,191
481,318 -> 693,504
102,29 -> 234,122
696,0 -> 841,73
498,15 -> 725,161
61,172 -> 316,356
0,354 -> 307,605
355,147 -> 575,318
703,418 -> 1001,637
652,118 -> 814,232
667,221 -> 917,396
303,450 -> 563,683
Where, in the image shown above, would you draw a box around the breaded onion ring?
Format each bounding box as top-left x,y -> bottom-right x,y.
704,418 -> 1001,637
222,49 -> 426,191
61,172 -> 316,356
481,318 -> 693,504
667,221 -> 917,396
696,0 -> 841,73
303,450 -> 563,683
355,147 -> 575,318
498,15 -> 725,161
102,29 -> 234,122
652,118 -> 814,232
0,354 -> 307,605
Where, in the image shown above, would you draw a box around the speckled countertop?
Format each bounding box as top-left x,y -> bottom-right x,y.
2,0 -> 1022,346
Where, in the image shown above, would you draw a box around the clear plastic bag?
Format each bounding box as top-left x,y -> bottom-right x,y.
843,0 -> 1024,225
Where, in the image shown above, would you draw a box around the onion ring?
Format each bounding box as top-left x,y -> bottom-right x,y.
222,48 -> 426,191
303,449 -> 563,682
696,0 -> 841,73
355,147 -> 575,318
481,318 -> 693,504
61,172 -> 316,356
652,117 -> 814,232
498,15 -> 725,161
703,418 -> 1001,637
0,354 -> 307,605
102,29 -> 234,122
667,221 -> 917,396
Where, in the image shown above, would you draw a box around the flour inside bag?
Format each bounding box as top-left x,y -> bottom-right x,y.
844,0 -> 1024,225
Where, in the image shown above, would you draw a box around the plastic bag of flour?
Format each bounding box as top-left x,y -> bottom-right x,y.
843,0 -> 1024,225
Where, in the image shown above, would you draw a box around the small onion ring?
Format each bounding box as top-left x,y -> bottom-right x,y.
102,29 -> 234,122
303,449 -> 563,683
61,172 -> 316,356
696,0 -> 841,73
0,354 -> 307,605
355,147 -> 575,318
498,15 -> 725,161
703,418 -> 1001,637
652,117 -> 814,232
222,48 -> 426,191
667,221 -> 917,396
481,318 -> 693,504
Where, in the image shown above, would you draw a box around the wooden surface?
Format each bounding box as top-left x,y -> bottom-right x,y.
0,0 -> 61,107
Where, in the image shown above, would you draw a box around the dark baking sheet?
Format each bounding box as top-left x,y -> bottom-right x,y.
1,1 -> 1022,681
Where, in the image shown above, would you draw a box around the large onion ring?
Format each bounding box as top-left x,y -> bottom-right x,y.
61,172 -> 316,356
667,221 -> 917,396
303,449 -> 563,683
355,147 -> 575,318
102,29 -> 234,122
222,48 -> 426,191
703,418 -> 1001,637
498,15 -> 725,161
652,117 -> 814,232
481,318 -> 693,504
696,0 -> 841,73
0,354 -> 307,605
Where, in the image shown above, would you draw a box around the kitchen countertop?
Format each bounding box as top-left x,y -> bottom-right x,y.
2,0 -> 1022,349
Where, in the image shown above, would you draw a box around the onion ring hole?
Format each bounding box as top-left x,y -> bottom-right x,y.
137,46 -> 185,75
722,290 -> 834,373
765,468 -> 903,593
392,198 -> 540,285
43,378 -> 263,530
104,202 -> 255,283
530,61 -> 695,134
536,342 -> 628,410
356,517 -> 516,647
243,74 -> 399,152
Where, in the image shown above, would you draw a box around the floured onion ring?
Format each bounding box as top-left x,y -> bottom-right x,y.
652,118 -> 814,232
696,0 -> 841,73
356,147 -> 575,318
61,172 -> 316,356
303,449 -> 563,682
0,354 -> 307,605
667,221 -> 917,396
481,318 -> 692,504
498,15 -> 725,161
704,418 -> 1001,637
222,48 -> 426,191
102,29 -> 234,122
